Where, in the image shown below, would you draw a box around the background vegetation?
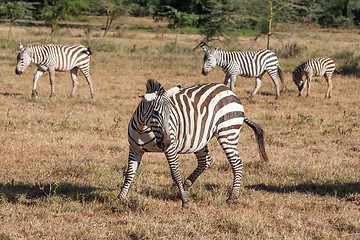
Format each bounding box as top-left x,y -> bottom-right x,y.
0,1 -> 359,239
1,0 -> 360,43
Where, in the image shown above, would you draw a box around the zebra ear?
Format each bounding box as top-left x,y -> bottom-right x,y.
166,85 -> 181,97
202,46 -> 207,53
140,91 -> 158,102
19,43 -> 24,51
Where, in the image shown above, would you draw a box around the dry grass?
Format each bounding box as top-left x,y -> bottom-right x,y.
0,17 -> 359,239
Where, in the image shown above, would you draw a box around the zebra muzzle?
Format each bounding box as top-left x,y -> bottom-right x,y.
298,83 -> 304,91
202,69 -> 208,76
157,138 -> 171,150
157,132 -> 171,150
15,69 -> 22,75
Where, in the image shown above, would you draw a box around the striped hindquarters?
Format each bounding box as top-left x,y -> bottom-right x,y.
171,83 -> 244,153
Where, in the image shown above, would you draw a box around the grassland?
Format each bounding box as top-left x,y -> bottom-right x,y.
0,17 -> 359,239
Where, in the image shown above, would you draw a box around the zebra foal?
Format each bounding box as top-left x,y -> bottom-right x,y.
117,79 -> 268,207
15,43 -> 94,98
202,47 -> 284,99
293,57 -> 339,98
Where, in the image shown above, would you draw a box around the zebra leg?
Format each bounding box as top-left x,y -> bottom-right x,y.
300,79 -> 307,97
229,75 -> 237,90
79,67 -> 94,98
165,148 -> 189,208
117,146 -> 144,200
69,68 -> 79,98
184,146 -> 213,191
48,66 -> 56,97
31,70 -> 44,98
250,77 -> 262,98
306,75 -> 312,97
223,75 -> 230,86
268,71 -> 280,99
324,74 -> 332,98
217,129 -> 243,204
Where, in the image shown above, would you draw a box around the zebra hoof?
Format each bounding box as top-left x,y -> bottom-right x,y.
31,91 -> 38,99
184,179 -> 192,191
226,196 -> 239,205
182,201 -> 190,209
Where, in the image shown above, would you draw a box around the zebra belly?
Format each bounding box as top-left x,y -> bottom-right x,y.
55,69 -> 69,72
37,64 -> 49,72
128,131 -> 163,153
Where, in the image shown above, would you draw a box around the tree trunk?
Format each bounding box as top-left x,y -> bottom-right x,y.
267,34 -> 271,50
8,21 -> 13,40
50,17 -> 59,40
104,9 -> 114,37
267,0 -> 273,49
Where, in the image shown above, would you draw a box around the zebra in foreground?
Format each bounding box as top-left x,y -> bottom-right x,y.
202,47 -> 284,99
15,43 -> 94,98
293,57 -> 339,98
117,79 -> 268,207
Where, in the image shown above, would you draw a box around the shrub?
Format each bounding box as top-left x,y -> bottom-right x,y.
275,43 -> 305,59
334,50 -> 360,76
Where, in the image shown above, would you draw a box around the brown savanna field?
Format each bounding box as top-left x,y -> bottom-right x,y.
0,17 -> 359,239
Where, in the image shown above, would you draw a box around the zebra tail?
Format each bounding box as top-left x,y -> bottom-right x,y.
244,117 -> 269,162
87,47 -> 93,55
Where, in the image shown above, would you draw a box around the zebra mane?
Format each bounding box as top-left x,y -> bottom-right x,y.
146,79 -> 164,94
24,43 -> 44,48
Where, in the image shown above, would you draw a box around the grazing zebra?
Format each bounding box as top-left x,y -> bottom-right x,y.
293,57 -> 339,98
117,79 -> 268,207
202,47 -> 284,99
15,43 -> 94,98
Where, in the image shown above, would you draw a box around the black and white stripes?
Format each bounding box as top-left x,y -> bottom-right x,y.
15,43 -> 94,98
118,79 -> 268,207
293,57 -> 337,98
202,47 -> 284,99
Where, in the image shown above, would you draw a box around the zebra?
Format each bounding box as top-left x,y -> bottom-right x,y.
117,79 -> 268,208
15,43 -> 94,98
293,57 -> 339,98
202,47 -> 284,99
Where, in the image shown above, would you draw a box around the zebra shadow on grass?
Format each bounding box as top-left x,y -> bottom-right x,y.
0,181 -> 110,204
246,182 -> 360,202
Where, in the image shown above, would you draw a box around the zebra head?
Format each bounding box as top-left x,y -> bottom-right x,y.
16,43 -> 32,75
292,71 -> 304,91
202,47 -> 217,76
140,80 -> 181,151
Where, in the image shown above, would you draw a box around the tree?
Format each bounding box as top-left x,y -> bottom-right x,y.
243,0 -> 300,49
95,0 -> 128,37
40,0 -> 90,39
153,5 -> 199,29
1,1 -> 36,40
314,0 -> 360,27
199,0 -> 243,43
